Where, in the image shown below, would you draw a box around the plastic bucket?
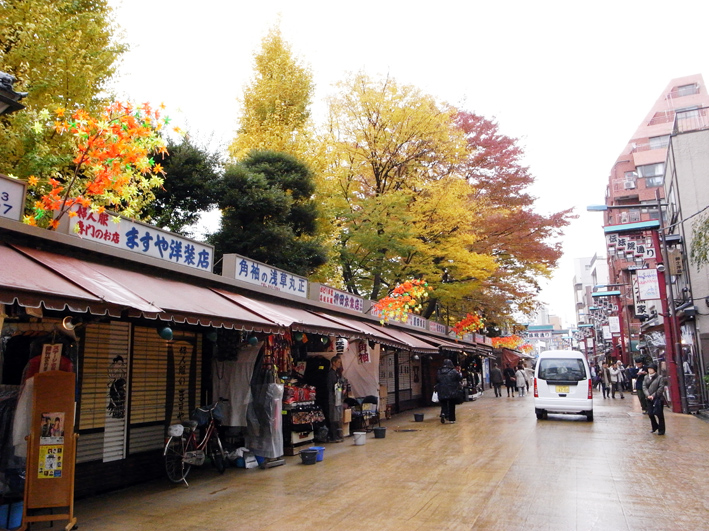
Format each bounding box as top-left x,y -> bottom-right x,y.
353,432 -> 367,446
414,413 -> 424,422
299,449 -> 318,465
308,446 -> 325,462
373,426 -> 386,439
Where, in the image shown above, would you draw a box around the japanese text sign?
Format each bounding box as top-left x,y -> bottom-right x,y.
223,253 -> 307,298
66,207 -> 213,271
315,284 -> 364,312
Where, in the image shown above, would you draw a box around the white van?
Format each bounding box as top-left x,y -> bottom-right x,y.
534,350 -> 593,421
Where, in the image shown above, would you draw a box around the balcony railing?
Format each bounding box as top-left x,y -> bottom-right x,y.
673,107 -> 709,134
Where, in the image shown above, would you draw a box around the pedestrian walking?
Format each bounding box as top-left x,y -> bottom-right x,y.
600,362 -> 611,398
490,363 -> 504,397
436,359 -> 462,424
643,363 -> 667,435
515,364 -> 527,397
503,364 -> 516,397
628,357 -> 648,412
609,361 -> 625,399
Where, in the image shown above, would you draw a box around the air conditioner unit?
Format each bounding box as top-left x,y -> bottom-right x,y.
623,181 -> 636,190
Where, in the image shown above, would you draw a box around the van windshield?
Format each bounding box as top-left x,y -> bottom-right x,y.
538,358 -> 587,382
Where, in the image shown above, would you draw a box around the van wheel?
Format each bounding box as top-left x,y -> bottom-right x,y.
586,411 -> 594,422
535,409 -> 546,420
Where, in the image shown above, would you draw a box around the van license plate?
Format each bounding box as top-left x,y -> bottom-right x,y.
555,386 -> 569,393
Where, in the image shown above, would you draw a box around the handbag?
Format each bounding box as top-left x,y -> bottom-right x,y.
649,396 -> 664,416
452,385 -> 466,405
431,391 -> 439,403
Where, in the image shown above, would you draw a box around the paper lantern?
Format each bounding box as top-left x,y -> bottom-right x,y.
158,326 -> 173,341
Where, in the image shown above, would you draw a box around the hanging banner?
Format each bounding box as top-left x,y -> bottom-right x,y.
636,268 -> 661,300
602,325 -> 611,340
632,273 -> 649,317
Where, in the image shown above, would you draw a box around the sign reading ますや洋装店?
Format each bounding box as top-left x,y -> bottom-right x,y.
65,206 -> 213,271
222,254 -> 308,298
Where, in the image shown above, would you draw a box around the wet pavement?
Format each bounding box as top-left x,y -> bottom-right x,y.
59,389 -> 709,530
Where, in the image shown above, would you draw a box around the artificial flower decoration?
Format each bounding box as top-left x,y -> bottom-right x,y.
491,335 -> 526,350
520,343 -> 534,354
373,279 -> 432,324
24,101 -> 176,229
451,312 -> 485,338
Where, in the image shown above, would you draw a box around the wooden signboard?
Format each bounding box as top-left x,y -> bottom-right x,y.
20,370 -> 77,531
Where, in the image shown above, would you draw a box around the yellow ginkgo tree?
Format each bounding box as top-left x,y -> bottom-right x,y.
24,101 -> 177,230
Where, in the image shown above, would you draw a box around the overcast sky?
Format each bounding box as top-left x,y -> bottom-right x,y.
108,0 -> 709,326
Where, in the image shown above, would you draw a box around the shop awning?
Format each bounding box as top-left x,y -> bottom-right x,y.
12,244 -> 162,314
83,264 -> 282,331
366,324 -> 439,354
0,243 -> 119,316
5,243 -> 282,332
309,312 -> 410,350
212,289 -> 364,338
408,331 -> 466,352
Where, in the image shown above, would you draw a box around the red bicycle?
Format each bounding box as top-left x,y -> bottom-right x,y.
164,399 -> 227,485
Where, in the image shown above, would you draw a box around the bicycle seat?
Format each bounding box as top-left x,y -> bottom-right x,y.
181,420 -> 198,429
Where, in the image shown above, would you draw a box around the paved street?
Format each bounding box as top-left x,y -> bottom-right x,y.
68,390 -> 709,531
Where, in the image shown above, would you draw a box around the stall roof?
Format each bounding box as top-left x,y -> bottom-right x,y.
366,324 -> 440,354
212,289 -> 365,338
309,312 -> 410,350
4,244 -> 282,333
0,243 -> 118,316
408,331 -> 466,352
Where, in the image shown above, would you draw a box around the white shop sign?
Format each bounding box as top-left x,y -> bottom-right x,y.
0,174 -> 27,222
222,254 -> 307,298
66,207 -> 213,271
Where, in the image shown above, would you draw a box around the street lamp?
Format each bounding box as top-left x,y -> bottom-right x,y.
0,71 -> 27,116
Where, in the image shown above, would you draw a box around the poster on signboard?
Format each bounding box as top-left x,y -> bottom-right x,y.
39,412 -> 65,445
636,268 -> 660,300
38,445 -> 63,478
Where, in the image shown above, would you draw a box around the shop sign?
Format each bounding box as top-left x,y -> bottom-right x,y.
0,173 -> 27,222
65,206 -> 213,271
224,253 -> 307,298
314,284 -> 364,312
429,321 -> 446,334
602,325 -> 611,340
668,248 -> 683,275
608,315 -> 620,334
636,268 -> 660,300
405,314 -> 428,330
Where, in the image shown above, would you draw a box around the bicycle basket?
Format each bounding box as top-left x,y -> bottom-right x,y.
212,401 -> 225,424
190,407 -> 210,428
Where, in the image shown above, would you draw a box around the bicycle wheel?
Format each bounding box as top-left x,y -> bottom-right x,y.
207,436 -> 226,474
164,436 -> 191,483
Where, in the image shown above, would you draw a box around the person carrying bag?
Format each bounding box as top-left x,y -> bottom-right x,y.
642,363 -> 667,435
436,359 -> 463,424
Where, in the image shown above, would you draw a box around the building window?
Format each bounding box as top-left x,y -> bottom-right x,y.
648,135 -> 669,150
637,162 -> 664,187
629,209 -> 641,223
676,105 -> 700,120
676,84 -> 699,97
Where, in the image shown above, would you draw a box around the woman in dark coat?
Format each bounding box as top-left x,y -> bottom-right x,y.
503,364 -> 517,397
436,359 -> 462,424
643,363 -> 667,435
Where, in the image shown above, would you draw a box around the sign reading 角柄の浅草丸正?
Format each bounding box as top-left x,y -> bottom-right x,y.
222,254 -> 308,298
64,206 -> 213,271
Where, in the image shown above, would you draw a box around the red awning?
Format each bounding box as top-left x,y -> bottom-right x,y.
366,324 -> 440,354
3,243 -> 282,332
408,331 -> 466,352
0,243 -> 117,315
212,289 -> 364,338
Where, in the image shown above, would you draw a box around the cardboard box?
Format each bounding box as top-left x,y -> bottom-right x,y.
343,408 -> 352,423
379,384 -> 387,398
290,430 -> 313,445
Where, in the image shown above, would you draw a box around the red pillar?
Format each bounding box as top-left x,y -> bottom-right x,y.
651,229 -> 682,413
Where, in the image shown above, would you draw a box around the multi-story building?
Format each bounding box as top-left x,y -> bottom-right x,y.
600,74 -> 709,412
663,111 -> 709,410
573,255 -> 608,359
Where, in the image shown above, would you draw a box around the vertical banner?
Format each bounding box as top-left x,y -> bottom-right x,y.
636,268 -> 661,300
